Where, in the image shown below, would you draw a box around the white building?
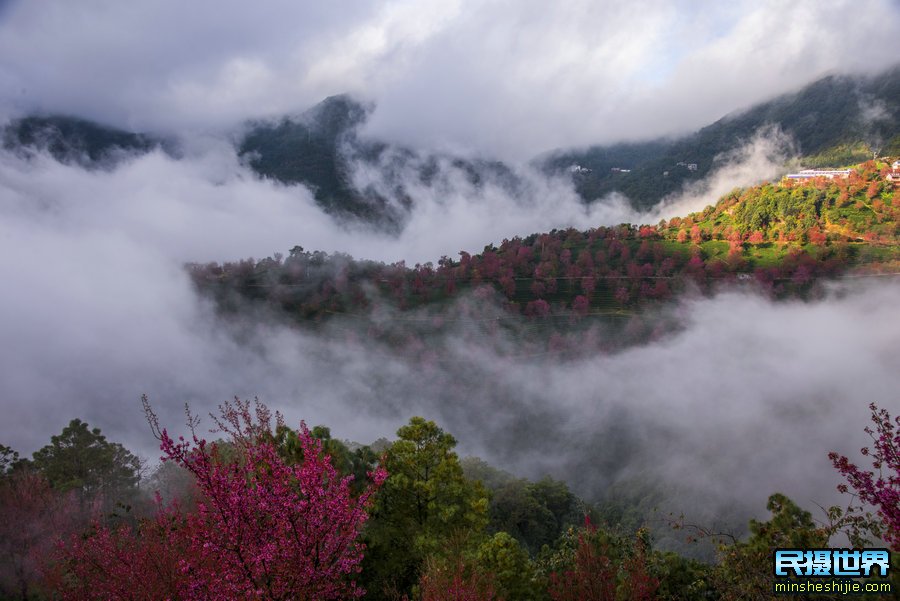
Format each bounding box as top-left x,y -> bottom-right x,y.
785,169 -> 852,180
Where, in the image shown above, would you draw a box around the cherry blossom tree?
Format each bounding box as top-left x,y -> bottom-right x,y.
829,403 -> 900,551
57,397 -> 386,600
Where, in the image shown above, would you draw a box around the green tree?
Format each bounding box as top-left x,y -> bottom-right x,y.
0,444 -> 20,476
362,417 -> 489,599
272,423 -> 379,495
487,477 -> 582,556
714,493 -> 829,601
29,419 -> 141,509
476,531 -> 544,601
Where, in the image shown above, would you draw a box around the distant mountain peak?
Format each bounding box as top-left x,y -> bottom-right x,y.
301,94 -> 372,137
1,114 -> 162,167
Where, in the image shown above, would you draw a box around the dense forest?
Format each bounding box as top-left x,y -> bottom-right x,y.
186,159 -> 900,361
2,396 -> 897,600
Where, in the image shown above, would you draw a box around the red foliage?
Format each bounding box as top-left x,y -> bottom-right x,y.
690,225 -> 703,245
499,275 -> 516,298
808,227 -> 827,246
52,505 -> 191,600
419,559 -> 498,601
866,181 -> 880,199
829,403 -> 900,551
548,536 -> 615,601
57,398 -> 386,600
525,299 -> 551,317
547,531 -> 658,601
0,472 -> 83,600
638,225 -> 657,239
572,295 -> 589,317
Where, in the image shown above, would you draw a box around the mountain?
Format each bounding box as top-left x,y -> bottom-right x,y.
542,65 -> 900,209
239,66 -> 900,221
237,94 -> 519,228
5,65 -> 898,225
1,115 -> 164,167
189,156 -> 900,358
237,95 -> 392,223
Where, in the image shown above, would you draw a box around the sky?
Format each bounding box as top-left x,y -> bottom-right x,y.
1,0 -> 899,158
1,0 -> 899,529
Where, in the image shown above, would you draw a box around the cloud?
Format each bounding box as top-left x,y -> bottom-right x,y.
645,125 -> 796,221
1,0 -> 898,534
1,0 -> 898,158
1,141 -> 898,538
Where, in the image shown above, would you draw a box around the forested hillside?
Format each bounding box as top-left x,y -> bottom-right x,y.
4,398 -> 897,599
189,158 -> 900,360
543,67 -> 900,209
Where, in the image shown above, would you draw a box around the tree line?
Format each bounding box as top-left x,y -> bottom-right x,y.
2,398 -> 898,600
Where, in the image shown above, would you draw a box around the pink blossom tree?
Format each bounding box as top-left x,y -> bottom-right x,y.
829,403 -> 900,550
58,397 -> 386,600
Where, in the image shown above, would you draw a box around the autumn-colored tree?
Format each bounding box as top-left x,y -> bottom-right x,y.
807,227 -> 827,246
690,225 -> 703,245
867,180 -> 881,199
56,397 -> 386,600
829,403 -> 900,550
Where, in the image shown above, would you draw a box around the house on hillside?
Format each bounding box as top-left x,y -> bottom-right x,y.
784,169 -> 852,181
887,168 -> 900,185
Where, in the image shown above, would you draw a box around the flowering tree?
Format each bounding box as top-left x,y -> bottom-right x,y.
829,402 -> 900,550
53,505 -> 191,600
0,471 -> 81,599
57,397 -> 386,600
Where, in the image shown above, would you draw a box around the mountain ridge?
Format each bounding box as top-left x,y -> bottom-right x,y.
2,65 -> 898,223
542,65 -> 900,209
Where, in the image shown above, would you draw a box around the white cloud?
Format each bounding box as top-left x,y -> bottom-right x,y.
0,0 -> 897,156
0,0 -> 898,533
